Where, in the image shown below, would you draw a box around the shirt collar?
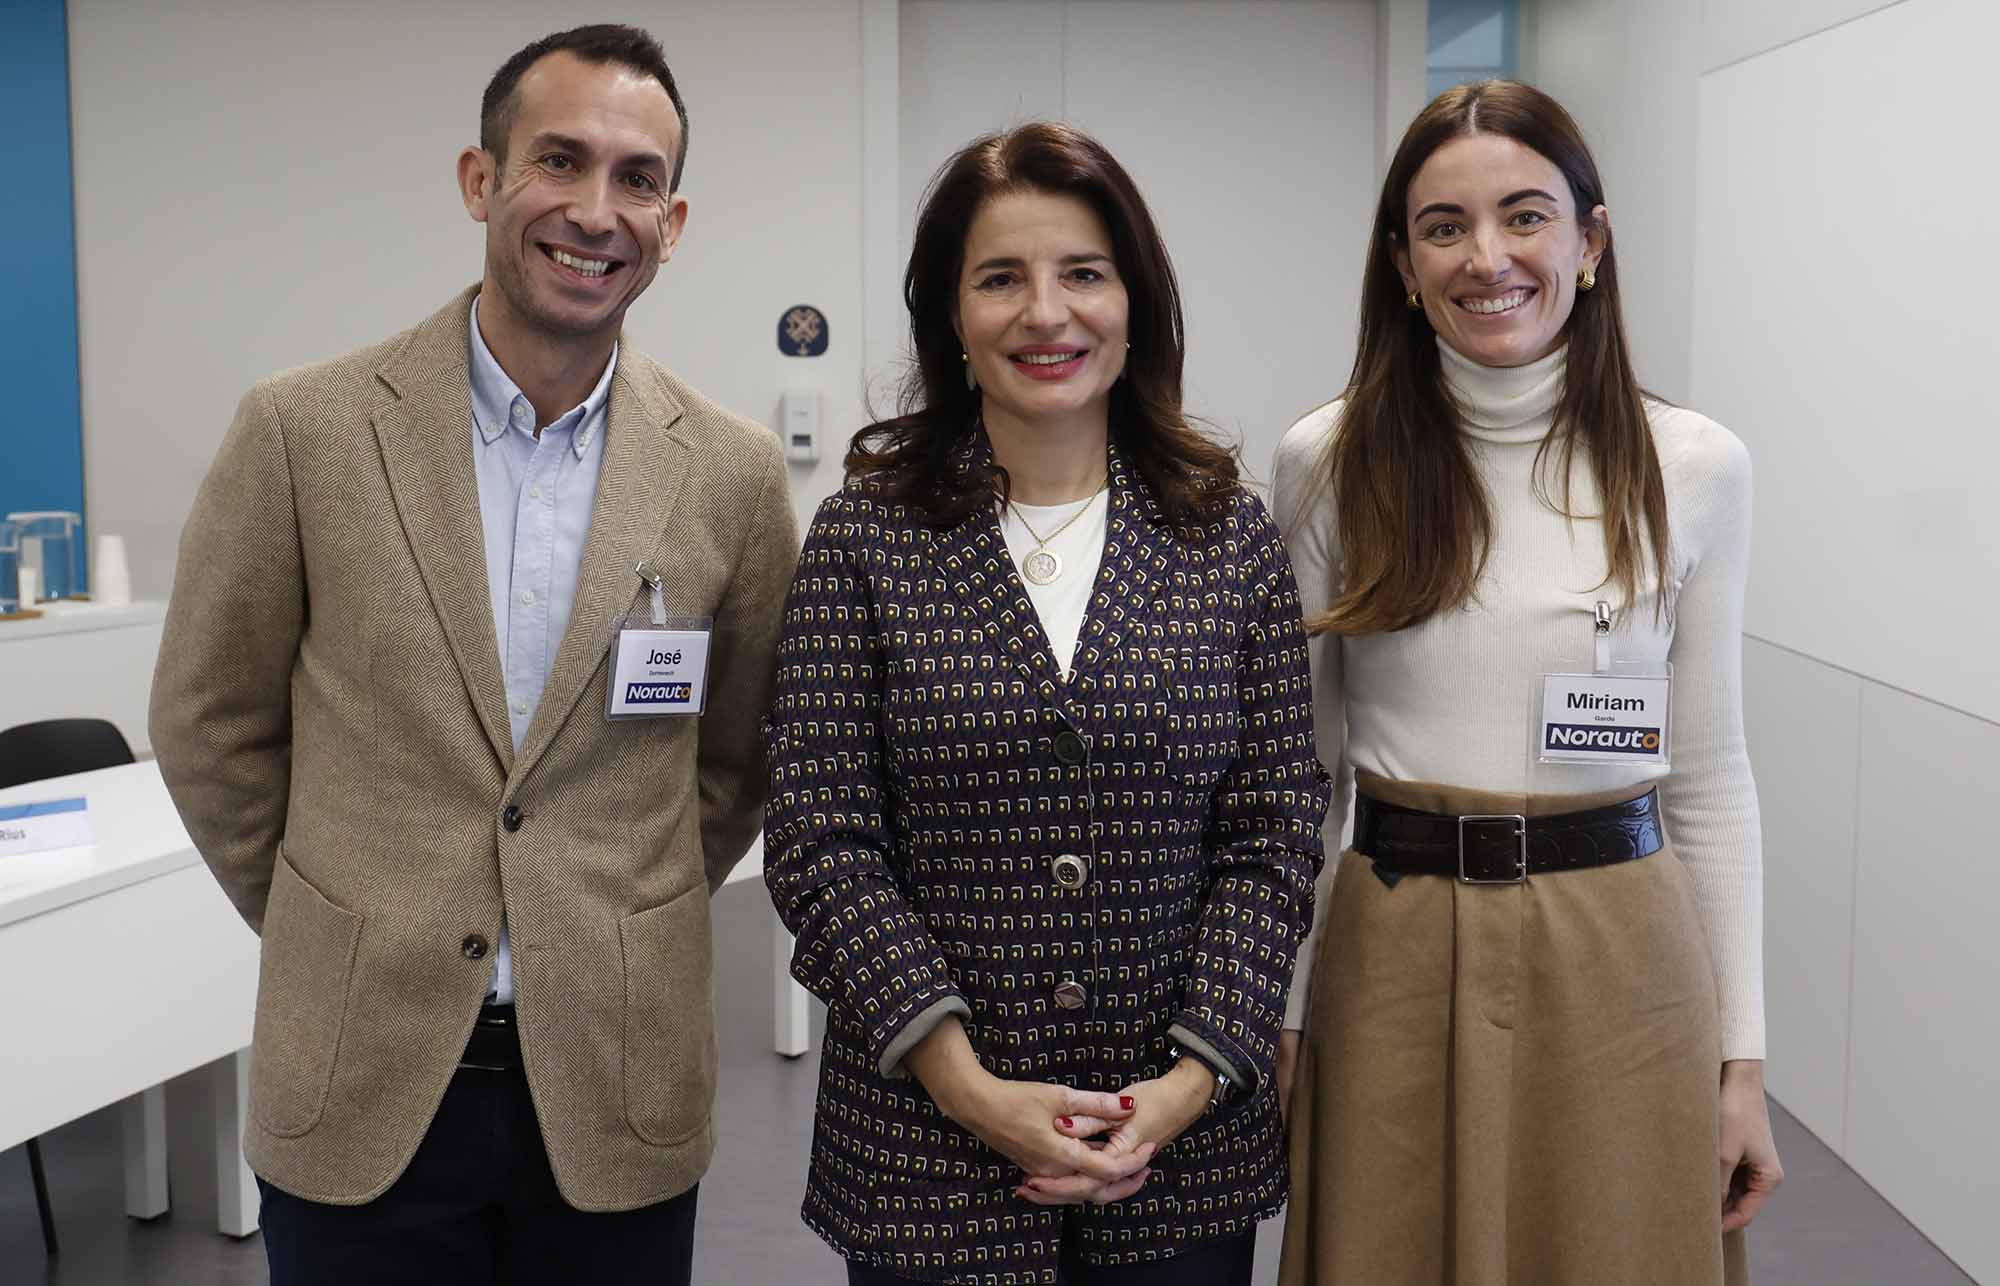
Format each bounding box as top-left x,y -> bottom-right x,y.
469,296 -> 619,459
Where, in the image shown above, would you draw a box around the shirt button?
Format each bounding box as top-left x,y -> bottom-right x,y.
501,804 -> 523,832
521,590 -> 535,606
1053,979 -> 1087,1010
462,935 -> 489,961
1052,730 -> 1087,765
529,484 -> 542,499
514,701 -> 529,717
1051,853 -> 1090,890
510,404 -> 527,426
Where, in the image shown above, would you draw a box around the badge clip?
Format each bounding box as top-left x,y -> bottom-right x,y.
1592,600 -> 1613,675
634,560 -> 668,626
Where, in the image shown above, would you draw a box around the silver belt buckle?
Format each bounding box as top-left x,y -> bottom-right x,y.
1457,814 -> 1528,884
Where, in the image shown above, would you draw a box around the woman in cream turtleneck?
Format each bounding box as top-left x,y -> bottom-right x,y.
1271,81 -> 1781,1285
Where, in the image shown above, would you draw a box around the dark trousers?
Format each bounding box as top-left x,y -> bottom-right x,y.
846,1227 -> 1255,1285
258,1062 -> 697,1286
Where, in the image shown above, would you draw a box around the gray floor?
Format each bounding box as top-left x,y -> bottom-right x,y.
2,883 -> 1978,1284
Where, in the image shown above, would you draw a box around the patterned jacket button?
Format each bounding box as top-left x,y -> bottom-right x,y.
1052,730 -> 1087,765
1053,979 -> 1087,1009
1051,853 -> 1089,890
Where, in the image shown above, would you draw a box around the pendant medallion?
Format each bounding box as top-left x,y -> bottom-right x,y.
1022,549 -> 1062,586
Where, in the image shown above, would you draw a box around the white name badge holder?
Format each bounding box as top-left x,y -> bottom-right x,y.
606,560 -> 714,719
1527,599 -> 1674,786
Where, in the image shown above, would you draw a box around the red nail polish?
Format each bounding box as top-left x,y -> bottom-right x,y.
1059,1116 -> 1074,1129
1120,1095 -> 1135,1111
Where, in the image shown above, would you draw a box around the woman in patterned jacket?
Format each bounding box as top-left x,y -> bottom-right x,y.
764,122 -> 1332,1285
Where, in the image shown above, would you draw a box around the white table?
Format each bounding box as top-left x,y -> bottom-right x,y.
0,761 -> 261,1236
0,762 -> 812,1242
0,602 -> 165,757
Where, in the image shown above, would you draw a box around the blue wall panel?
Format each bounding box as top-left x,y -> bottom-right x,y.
0,0 -> 87,563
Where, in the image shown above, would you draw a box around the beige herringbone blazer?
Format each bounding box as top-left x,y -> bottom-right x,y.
150,287 -> 798,1210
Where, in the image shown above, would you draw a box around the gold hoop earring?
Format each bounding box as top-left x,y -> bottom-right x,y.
1577,268 -> 1596,292
1406,290 -> 1423,311
962,352 -> 977,392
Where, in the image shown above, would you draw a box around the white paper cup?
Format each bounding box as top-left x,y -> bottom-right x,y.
94,533 -> 132,606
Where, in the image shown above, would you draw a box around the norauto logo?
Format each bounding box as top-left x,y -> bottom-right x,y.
1543,724 -> 1662,753
625,681 -> 692,704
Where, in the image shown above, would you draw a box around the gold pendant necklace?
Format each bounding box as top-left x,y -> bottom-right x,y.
1008,483 -> 1106,586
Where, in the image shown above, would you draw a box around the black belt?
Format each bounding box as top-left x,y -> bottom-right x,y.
1354,789 -> 1664,884
459,1002 -> 523,1071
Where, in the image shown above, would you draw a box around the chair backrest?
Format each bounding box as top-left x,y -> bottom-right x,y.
0,718 -> 136,791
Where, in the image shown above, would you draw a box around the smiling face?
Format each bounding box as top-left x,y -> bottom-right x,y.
955,189 -> 1130,438
458,51 -> 689,344
1394,133 -> 1606,368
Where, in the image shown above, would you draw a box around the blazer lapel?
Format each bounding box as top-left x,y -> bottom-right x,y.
511,358 -> 689,775
934,438 -> 1178,707
932,444 -> 1067,709
373,291 -> 514,773
1069,444 -> 1176,676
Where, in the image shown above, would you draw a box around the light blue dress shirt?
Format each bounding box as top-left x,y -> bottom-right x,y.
468,297 -> 615,1003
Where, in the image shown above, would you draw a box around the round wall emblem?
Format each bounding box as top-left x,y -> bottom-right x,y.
778,304 -> 829,356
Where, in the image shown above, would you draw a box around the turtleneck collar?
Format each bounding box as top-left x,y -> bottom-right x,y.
1438,338 -> 1566,444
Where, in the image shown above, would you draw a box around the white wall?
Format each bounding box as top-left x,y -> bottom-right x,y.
69,0 -> 870,595
900,0 -> 1380,486
1700,0 -> 1906,70
1526,0 -> 1699,402
1529,1 -> 1998,1278
73,0 -> 1384,589
1693,0 -> 2000,724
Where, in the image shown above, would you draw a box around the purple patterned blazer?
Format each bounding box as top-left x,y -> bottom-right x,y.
764,442 -> 1330,1284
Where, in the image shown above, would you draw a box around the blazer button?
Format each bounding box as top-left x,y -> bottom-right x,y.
1053,979 -> 1087,1010
462,934 -> 489,961
1052,730 -> 1087,765
501,804 -> 523,832
1051,853 -> 1090,890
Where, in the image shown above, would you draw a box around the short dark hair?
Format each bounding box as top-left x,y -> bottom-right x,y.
847,122 -> 1237,530
480,24 -> 690,190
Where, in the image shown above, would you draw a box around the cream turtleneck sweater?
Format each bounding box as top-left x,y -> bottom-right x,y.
1271,340 -> 1765,1060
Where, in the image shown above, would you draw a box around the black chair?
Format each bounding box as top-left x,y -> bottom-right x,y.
0,717 -> 136,790
0,717 -> 138,1257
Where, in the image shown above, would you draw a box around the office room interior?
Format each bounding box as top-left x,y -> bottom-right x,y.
0,0 -> 1991,1283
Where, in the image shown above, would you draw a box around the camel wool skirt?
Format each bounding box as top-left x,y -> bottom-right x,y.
1279,774 -> 1749,1286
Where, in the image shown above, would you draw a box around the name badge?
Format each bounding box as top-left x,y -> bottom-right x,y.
1539,672 -> 1672,765
0,796 -> 94,859
607,620 -> 712,718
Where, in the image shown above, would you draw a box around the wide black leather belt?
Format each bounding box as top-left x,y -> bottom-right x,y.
1354,789 -> 1664,884
459,1002 -> 523,1071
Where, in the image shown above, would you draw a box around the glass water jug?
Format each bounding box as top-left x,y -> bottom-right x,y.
0,519 -> 19,613
6,511 -> 84,602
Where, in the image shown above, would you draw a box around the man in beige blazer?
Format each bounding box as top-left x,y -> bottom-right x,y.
149,25 -> 795,1286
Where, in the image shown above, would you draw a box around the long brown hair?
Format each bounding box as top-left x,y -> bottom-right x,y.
1317,80 -> 1671,635
847,122 -> 1236,529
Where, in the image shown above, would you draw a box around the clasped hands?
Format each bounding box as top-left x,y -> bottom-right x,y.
905,1017 -> 1214,1207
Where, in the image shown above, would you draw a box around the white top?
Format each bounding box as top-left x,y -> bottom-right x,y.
1271,340 -> 1765,1060
998,490 -> 1110,680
